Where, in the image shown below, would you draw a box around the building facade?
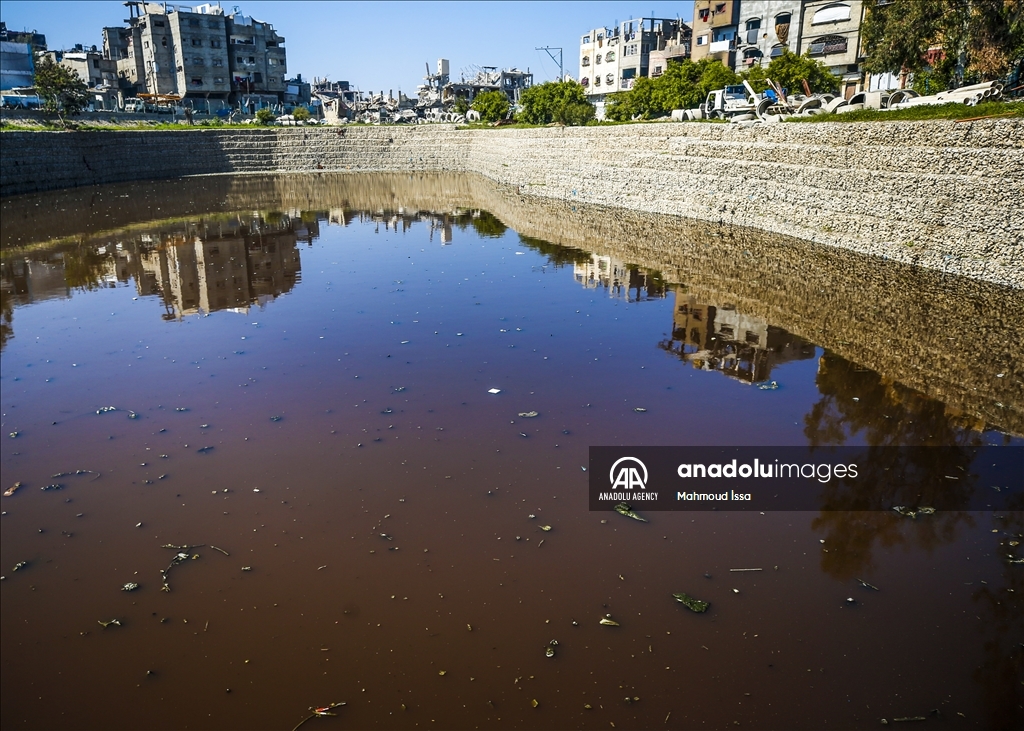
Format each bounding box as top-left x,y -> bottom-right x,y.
690,0 -> 740,67
579,18 -> 691,118
102,2 -> 286,109
797,0 -> 865,97
732,0 -> 804,71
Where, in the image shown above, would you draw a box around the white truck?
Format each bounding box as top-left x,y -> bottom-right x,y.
702,84 -> 755,119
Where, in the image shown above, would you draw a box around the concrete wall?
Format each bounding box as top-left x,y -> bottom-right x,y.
1,119 -> 1021,286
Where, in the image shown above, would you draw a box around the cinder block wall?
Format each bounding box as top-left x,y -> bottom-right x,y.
1,120 -> 1020,286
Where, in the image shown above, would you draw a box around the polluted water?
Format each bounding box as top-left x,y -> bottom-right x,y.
1,173 -> 1022,731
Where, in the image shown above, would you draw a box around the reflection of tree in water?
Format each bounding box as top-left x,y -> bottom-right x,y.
807,352 -> 987,581
972,503 -> 1024,731
62,243 -> 112,291
517,234 -> 592,268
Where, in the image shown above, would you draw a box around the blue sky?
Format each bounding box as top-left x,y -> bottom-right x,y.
2,1 -> 695,93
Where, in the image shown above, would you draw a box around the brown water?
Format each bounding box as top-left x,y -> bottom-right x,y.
1,174 -> 1021,731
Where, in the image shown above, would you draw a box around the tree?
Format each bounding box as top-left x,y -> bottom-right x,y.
471,90 -> 510,123
606,58 -> 740,120
742,50 -> 839,95
34,55 -> 88,128
862,0 -> 1024,86
517,81 -> 595,125
452,97 -> 471,115
255,108 -> 276,125
292,106 -> 310,122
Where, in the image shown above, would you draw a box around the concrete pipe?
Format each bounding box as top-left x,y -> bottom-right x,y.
824,97 -> 849,114
755,97 -> 774,119
848,92 -> 866,106
730,113 -> 757,123
466,110 -> 481,122
836,103 -> 864,114
796,97 -> 822,114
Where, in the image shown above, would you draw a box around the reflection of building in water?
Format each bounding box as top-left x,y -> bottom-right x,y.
573,254 -> 666,301
134,216 -> 303,318
0,256 -> 72,350
660,286 -> 815,383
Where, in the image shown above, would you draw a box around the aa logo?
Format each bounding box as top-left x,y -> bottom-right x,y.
609,457 -> 648,490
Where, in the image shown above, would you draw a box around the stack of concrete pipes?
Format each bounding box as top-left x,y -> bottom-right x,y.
889,81 -> 1003,109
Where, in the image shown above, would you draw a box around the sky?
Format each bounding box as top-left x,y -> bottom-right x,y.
2,1 -> 695,93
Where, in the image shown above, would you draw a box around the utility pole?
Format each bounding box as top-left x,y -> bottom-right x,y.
535,46 -> 563,81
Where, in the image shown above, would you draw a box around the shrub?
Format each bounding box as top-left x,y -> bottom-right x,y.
518,81 -> 595,125
471,90 -> 510,122
292,106 -> 310,122
255,108 -> 276,125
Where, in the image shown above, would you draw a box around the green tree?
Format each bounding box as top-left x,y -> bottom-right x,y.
743,50 -> 839,95
517,80 -> 595,125
862,0 -> 1024,85
34,55 -> 88,128
255,108 -> 276,125
452,97 -> 471,115
291,106 -> 310,122
606,58 -> 740,121
471,90 -> 510,122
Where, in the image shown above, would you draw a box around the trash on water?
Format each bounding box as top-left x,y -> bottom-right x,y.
518,411 -> 539,418
270,416 -> 283,422
757,381 -> 779,390
856,578 -> 880,591
196,446 -> 214,454
291,702 -> 347,731
96,406 -> 118,414
531,699 -> 539,708
159,544 -> 206,592
539,525 -> 552,532
599,615 -> 620,626
633,407 -> 647,413
892,506 -> 936,519
614,503 -> 648,522
4,482 -> 23,497
545,639 -> 559,658
673,592 -> 709,613
241,566 -> 252,571
488,388 -> 502,394
122,582 -> 140,592
13,561 -> 28,571
729,568 -> 762,572
97,619 -> 122,628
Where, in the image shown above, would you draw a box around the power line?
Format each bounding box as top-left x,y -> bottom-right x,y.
535,46 -> 563,81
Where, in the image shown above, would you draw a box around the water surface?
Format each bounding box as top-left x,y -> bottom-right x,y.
1,174 -> 1021,730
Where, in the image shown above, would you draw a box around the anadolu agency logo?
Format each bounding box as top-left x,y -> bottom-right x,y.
599,457 -> 658,501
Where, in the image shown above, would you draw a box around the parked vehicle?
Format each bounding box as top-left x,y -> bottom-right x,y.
701,85 -> 755,119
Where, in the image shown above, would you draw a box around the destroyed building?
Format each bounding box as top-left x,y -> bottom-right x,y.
102,2 -> 286,110
417,58 -> 533,107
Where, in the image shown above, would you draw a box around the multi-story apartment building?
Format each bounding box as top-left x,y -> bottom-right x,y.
797,0 -> 865,98
579,17 -> 691,119
101,2 -> 285,109
732,0 -> 803,71
690,0 -> 740,67
41,47 -> 117,89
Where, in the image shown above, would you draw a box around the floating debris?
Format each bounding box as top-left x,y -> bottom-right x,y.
892,506 -> 936,519
159,544 -> 205,592
97,619 -> 122,628
531,699 -> 539,708
673,592 -> 710,613
757,381 -> 779,390
545,639 -> 559,658
196,446 -> 214,454
291,702 -> 347,731
175,407 -> 189,412
13,561 -> 28,571
4,482 -> 23,497
96,406 -> 118,414
518,411 -> 539,418
729,568 -> 762,572
633,407 -> 647,413
539,525 -> 552,532
210,546 -> 230,556
241,566 -> 252,571
41,484 -> 65,491
614,503 -> 648,522
488,388 -> 502,394
122,582 -> 140,592
270,416 -> 283,422
128,411 -> 140,420
856,578 -> 880,591
599,615 -> 620,627
9,431 -> 19,438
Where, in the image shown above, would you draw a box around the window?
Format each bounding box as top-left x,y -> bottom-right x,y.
583,35 -> 591,44
191,38 -> 202,46
581,76 -> 589,87
162,37 -> 168,47
812,4 -> 852,24
582,55 -> 590,66
605,73 -> 614,84
253,72 -> 262,82
809,35 -> 848,54
594,75 -> 601,86
605,50 -> 615,62
93,59 -> 100,68
745,18 -> 761,44
269,76 -> 277,83
190,76 -> 204,86
696,34 -> 708,46
236,56 -> 243,64
652,65 -> 663,76
144,40 -> 150,48
715,3 -> 725,12
154,19 -> 165,27
214,76 -> 224,84
596,54 -> 602,64
267,41 -> 278,48
188,18 -> 200,27
698,9 -> 710,22
248,56 -> 255,64
212,58 -> 223,66
208,20 -> 219,29
769,44 -> 785,58
775,12 -> 791,25
210,39 -> 222,48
